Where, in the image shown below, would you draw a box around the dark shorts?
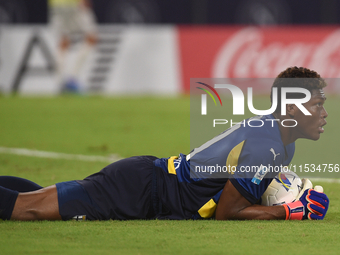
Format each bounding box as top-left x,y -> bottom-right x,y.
56,156 -> 159,220
56,181 -> 94,221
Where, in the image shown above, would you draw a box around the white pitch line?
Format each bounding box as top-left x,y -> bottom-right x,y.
0,147 -> 121,163
1,147 -> 339,183
309,178 -> 340,183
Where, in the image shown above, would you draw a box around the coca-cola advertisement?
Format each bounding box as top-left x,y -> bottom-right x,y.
178,26 -> 340,93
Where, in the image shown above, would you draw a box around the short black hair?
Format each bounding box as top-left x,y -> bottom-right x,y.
271,66 -> 327,114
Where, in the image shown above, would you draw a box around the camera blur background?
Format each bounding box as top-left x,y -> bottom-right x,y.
1,0 -> 340,95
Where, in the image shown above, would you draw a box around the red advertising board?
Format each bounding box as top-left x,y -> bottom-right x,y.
178,26 -> 340,93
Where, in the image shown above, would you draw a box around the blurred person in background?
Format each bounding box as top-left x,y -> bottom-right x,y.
49,0 -> 97,93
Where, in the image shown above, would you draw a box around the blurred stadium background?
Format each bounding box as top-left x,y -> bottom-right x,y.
1,0 -> 340,95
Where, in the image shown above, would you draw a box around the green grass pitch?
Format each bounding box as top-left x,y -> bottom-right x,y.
0,95 -> 339,255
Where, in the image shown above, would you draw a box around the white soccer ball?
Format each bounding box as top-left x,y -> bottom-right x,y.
261,170 -> 302,206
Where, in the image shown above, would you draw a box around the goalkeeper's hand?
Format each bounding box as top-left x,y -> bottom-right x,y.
283,189 -> 329,220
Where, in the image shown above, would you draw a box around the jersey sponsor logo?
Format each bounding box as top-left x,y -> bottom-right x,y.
251,164 -> 268,185
270,148 -> 280,161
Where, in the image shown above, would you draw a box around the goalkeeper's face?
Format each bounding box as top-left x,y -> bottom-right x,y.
294,89 -> 328,141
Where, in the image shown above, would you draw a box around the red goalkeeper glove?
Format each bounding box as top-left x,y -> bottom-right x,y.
283,189 -> 329,220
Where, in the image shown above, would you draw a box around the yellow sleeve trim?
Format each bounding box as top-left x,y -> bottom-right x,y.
167,156 -> 178,175
226,140 -> 245,174
198,199 -> 217,218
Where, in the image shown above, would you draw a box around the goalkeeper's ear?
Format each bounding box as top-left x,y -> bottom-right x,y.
296,178 -> 313,200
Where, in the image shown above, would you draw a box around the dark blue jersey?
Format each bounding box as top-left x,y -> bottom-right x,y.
154,114 -> 295,219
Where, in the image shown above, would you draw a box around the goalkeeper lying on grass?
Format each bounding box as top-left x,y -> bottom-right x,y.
0,67 -> 329,221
